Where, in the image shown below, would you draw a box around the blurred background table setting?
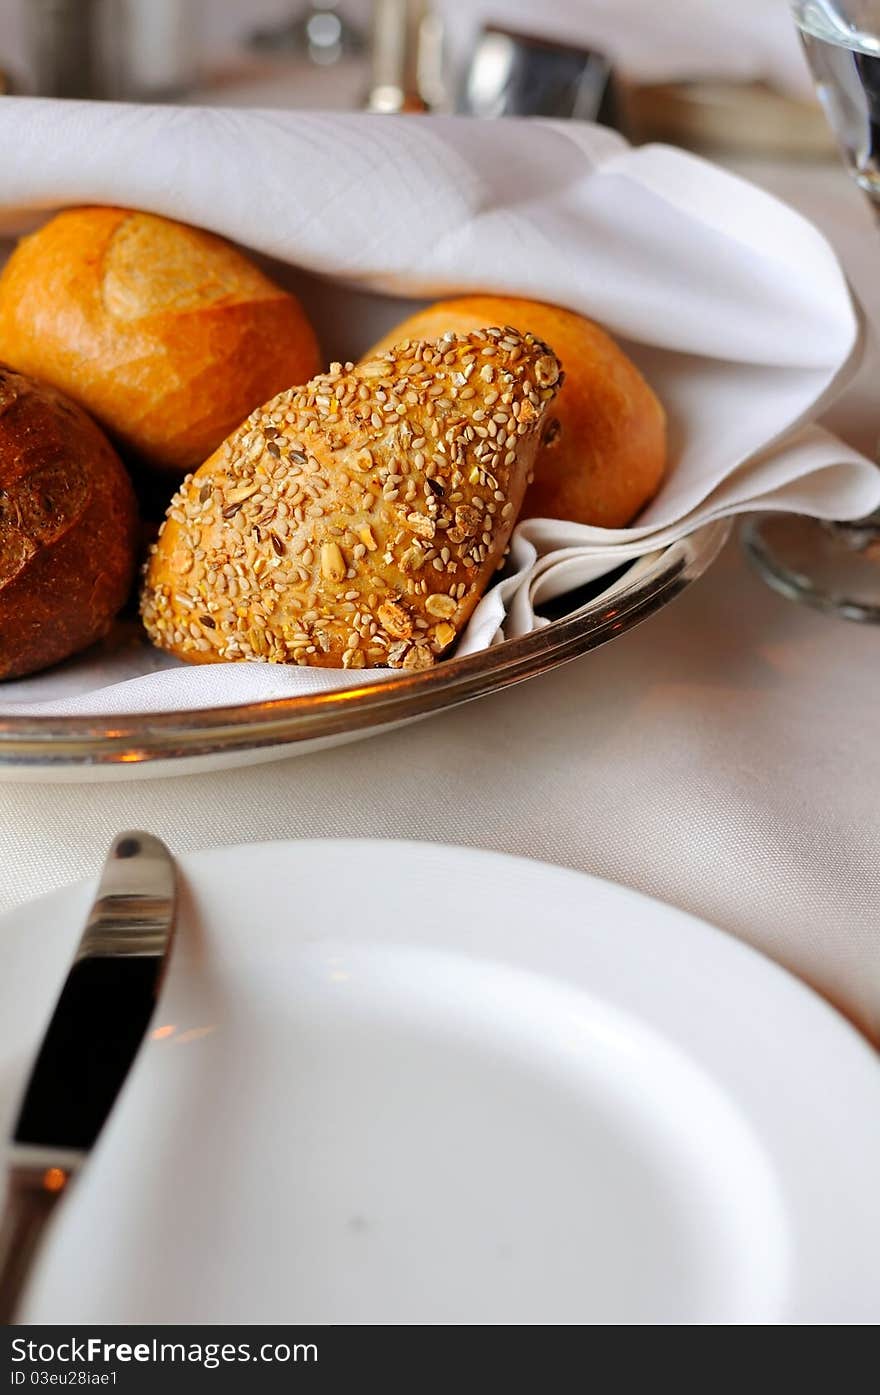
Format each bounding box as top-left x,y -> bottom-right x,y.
0,0 -> 880,1329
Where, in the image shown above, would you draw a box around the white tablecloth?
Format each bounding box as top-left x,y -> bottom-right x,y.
1,153 -> 878,1044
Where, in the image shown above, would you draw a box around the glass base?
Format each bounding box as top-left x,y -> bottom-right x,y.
741,513 -> 880,624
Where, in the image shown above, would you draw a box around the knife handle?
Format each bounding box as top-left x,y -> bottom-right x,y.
0,1166 -> 69,1324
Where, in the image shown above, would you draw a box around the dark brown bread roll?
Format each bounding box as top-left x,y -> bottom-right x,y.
0,365 -> 138,680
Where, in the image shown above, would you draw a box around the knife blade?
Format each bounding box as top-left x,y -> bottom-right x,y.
0,831 -> 177,1322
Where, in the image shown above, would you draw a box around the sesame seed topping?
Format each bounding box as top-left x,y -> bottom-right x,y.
140,324 -> 561,671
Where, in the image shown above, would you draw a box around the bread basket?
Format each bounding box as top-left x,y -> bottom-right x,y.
0,518 -> 729,781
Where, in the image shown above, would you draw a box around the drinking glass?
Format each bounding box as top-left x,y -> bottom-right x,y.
742,0 -> 880,621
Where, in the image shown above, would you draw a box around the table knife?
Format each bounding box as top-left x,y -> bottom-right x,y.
0,831 -> 177,1323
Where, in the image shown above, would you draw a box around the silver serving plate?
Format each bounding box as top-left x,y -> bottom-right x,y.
0,521 -> 729,781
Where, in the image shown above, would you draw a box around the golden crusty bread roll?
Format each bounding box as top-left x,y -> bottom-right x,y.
141,327 -> 561,670
0,207 -> 321,475
0,364 -> 138,680
367,296 -> 666,529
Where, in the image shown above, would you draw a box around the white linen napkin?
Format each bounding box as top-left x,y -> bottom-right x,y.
0,100 -> 875,716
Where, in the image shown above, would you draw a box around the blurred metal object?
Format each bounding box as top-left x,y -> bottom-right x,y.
25,0 -> 198,102
249,3 -> 365,68
124,0 -> 195,98
26,0 -> 125,99
368,0 -> 446,112
463,25 -> 617,123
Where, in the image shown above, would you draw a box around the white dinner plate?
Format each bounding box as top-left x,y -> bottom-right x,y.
2,840 -> 879,1325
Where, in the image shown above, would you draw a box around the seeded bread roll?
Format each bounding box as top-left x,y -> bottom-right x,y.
141,328 -> 561,670
0,207 -> 321,474
0,365 -> 138,681
367,296 -> 666,529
